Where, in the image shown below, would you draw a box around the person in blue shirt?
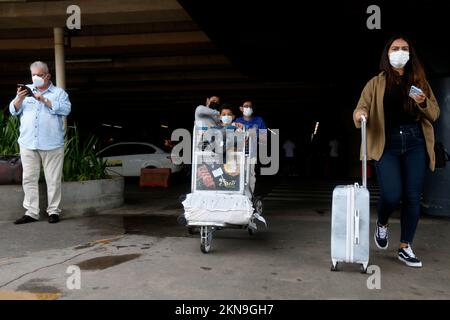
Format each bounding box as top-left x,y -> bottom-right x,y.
235,100 -> 267,195
9,61 -> 71,225
235,100 -> 267,132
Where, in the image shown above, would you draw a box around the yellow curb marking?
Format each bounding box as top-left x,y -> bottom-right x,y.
0,291 -> 60,300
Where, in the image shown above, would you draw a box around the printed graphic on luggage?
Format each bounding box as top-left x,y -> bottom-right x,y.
331,115 -> 370,273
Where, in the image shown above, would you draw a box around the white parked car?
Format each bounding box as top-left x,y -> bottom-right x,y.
97,142 -> 182,177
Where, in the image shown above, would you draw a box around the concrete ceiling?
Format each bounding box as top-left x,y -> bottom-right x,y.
0,0 -> 448,141
180,0 -> 450,79
0,0 -> 316,116
0,0 -> 243,105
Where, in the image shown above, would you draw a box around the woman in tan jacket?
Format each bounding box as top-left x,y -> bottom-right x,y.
353,36 -> 440,268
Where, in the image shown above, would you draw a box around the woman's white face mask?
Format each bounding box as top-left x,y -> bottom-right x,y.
389,50 -> 410,69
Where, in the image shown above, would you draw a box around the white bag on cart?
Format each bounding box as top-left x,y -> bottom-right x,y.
183,193 -> 254,226
182,126 -> 266,253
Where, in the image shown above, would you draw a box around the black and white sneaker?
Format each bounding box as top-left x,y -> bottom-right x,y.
374,222 -> 389,250
398,246 -> 422,268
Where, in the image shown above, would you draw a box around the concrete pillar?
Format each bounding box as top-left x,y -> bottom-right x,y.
53,27 -> 67,132
53,27 -> 66,89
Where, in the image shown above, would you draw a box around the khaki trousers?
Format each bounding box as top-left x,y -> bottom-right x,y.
20,147 -> 64,219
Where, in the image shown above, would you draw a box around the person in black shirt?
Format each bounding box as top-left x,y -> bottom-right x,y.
354,35 -> 440,268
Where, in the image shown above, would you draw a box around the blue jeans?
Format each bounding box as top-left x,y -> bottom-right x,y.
374,123 -> 427,244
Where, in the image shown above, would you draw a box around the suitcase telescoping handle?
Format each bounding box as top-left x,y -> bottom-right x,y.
360,115 -> 367,189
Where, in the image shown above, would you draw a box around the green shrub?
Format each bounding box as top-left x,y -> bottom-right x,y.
0,112 -> 107,182
0,112 -> 20,156
63,125 -> 108,182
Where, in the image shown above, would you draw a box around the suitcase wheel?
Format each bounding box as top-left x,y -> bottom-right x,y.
331,262 -> 338,272
360,264 -> 368,274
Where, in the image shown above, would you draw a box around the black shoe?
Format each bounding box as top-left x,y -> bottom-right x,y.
48,214 -> 60,224
374,222 -> 389,250
398,246 -> 422,268
14,215 -> 38,225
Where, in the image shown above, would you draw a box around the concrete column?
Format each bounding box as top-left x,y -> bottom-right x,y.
53,27 -> 66,89
53,27 -> 67,132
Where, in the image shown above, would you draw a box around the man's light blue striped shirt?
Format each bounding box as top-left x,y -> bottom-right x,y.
9,82 -> 71,151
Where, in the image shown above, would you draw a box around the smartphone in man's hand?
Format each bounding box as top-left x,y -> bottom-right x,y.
17,84 -> 33,97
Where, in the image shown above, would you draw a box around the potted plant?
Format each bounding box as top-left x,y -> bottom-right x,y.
0,112 -> 22,185
0,114 -> 124,221
63,125 -> 108,182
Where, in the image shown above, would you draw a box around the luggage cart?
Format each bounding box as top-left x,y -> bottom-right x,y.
181,125 -> 266,253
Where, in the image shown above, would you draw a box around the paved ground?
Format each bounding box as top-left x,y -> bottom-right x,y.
0,177 -> 449,300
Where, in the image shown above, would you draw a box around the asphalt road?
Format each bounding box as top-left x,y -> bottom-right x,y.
0,177 -> 449,300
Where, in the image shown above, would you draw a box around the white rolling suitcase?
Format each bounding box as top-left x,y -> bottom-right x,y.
331,116 -> 370,273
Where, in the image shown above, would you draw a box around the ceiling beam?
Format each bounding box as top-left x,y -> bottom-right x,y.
0,43 -> 219,63
0,0 -> 191,29
0,70 -> 245,84
0,21 -> 201,39
0,31 -> 210,50
0,54 -> 232,74
65,81 -> 322,93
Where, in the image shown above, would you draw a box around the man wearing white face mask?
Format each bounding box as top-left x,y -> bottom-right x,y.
235,100 -> 267,195
235,100 -> 267,132
353,36 -> 440,268
194,95 -> 221,128
9,61 -> 71,225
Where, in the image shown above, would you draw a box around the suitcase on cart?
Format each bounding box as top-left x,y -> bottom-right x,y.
331,116 -> 370,273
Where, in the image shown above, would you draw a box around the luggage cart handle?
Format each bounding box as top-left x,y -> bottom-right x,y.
360,115 -> 367,189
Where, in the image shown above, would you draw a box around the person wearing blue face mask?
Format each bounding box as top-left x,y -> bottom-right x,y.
9,61 -> 71,225
218,104 -> 243,129
220,109 -> 234,128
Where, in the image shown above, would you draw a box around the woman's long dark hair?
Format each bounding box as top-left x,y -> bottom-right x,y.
380,35 -> 429,115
